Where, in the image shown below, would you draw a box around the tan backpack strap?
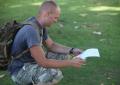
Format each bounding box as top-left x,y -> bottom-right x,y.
23,21 -> 43,45
15,49 -> 29,59
22,21 -> 42,32
13,21 -> 43,59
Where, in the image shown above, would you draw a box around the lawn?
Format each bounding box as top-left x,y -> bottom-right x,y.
0,0 -> 120,85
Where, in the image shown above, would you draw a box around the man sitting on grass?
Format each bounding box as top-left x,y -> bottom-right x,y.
8,0 -> 85,85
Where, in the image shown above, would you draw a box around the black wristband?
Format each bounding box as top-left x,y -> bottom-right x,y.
69,48 -> 74,54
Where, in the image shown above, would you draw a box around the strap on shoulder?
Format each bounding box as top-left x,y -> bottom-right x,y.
14,21 -> 43,59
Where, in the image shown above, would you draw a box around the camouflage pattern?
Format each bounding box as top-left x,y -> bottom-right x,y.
11,52 -> 70,85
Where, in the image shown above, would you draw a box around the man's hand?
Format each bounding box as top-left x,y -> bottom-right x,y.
70,58 -> 85,68
70,48 -> 82,56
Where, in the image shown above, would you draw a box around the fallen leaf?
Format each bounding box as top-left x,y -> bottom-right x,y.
93,31 -> 102,35
80,14 -> 88,17
58,23 -> 64,28
100,39 -> 106,42
100,83 -> 104,85
73,21 -> 77,24
74,26 -> 79,29
107,77 -> 111,79
0,74 -> 5,78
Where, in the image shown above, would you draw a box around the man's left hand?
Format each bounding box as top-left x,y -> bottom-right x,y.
70,48 -> 82,56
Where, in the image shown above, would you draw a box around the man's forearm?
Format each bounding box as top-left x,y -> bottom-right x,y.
41,59 -> 72,68
30,45 -> 84,68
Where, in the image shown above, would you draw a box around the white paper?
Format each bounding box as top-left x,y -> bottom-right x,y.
75,48 -> 100,60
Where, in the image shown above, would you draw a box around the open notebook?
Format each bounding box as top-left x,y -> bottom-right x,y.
75,48 -> 100,60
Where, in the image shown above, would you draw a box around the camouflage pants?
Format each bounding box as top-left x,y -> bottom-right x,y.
11,52 -> 69,85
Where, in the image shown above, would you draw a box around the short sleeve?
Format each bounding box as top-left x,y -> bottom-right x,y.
25,25 -> 42,48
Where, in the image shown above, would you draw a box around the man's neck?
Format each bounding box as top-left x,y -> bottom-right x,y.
36,17 -> 45,28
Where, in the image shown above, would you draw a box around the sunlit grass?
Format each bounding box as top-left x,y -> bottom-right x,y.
89,6 -> 120,11
31,2 -> 42,6
9,4 -> 23,8
69,6 -> 80,11
9,2 -> 42,8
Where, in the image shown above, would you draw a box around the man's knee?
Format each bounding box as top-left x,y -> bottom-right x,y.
51,69 -> 63,83
35,69 -> 63,85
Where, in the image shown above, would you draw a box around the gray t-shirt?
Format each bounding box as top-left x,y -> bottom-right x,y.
8,17 -> 48,75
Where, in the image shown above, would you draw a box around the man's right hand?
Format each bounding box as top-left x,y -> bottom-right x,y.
70,58 -> 85,68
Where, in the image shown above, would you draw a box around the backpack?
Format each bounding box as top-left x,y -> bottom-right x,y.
0,20 -> 24,70
0,20 -> 42,70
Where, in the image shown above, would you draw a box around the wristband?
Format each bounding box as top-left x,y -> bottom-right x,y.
69,48 -> 74,54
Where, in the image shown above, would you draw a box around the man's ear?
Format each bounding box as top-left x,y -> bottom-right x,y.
47,11 -> 52,17
42,11 -> 49,18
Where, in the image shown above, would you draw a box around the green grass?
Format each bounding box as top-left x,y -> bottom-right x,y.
0,0 -> 120,85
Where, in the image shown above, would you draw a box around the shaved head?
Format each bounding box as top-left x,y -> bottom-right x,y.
38,0 -> 60,16
37,0 -> 60,27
